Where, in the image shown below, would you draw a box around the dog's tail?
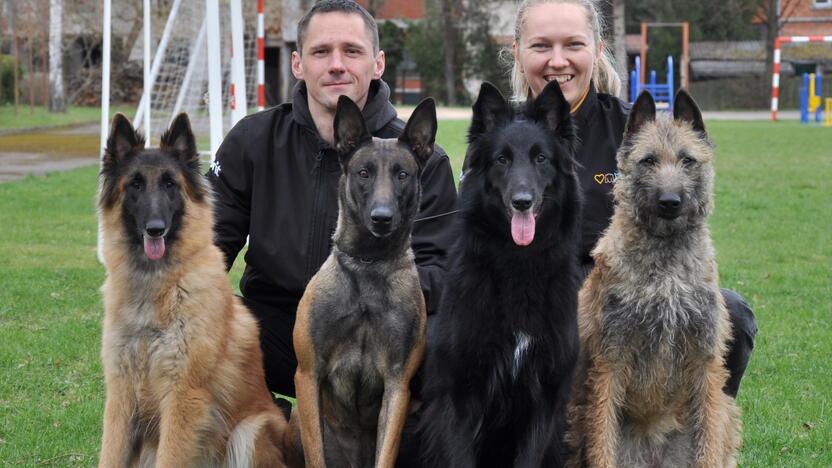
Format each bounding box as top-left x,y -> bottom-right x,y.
226,412 -> 286,468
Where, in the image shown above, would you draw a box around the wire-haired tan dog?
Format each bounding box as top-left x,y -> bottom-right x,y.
97,113 -> 288,467
567,91 -> 741,468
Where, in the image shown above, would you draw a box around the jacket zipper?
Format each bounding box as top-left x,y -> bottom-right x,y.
305,149 -> 326,281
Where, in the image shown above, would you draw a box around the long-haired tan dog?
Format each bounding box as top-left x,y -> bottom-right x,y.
567,91 -> 741,468
97,113 -> 288,467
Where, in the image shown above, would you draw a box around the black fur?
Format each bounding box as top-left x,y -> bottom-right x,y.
418,81 -> 582,467
99,113 -> 205,269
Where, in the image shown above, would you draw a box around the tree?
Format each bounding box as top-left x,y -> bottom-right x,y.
463,0 -> 511,97
612,0 -> 627,99
365,0 -> 388,17
754,0 -> 800,106
48,0 -> 64,112
379,21 -> 404,103
440,0 -> 463,105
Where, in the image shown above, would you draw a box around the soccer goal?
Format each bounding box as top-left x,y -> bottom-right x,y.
100,0 -> 266,160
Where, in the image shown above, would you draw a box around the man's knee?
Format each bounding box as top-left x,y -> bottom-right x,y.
722,288 -> 757,345
720,288 -> 756,397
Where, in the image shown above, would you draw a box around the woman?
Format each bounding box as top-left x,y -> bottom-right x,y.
508,0 -> 755,397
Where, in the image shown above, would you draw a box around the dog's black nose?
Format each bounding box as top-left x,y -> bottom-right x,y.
145,219 -> 166,237
370,207 -> 393,225
658,192 -> 682,219
511,193 -> 533,211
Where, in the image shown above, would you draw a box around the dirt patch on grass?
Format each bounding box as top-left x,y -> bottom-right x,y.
0,127 -> 100,183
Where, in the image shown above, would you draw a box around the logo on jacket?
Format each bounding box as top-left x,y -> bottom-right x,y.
594,172 -> 619,185
210,160 -> 222,177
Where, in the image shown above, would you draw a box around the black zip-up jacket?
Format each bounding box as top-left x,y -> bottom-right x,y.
208,80 -> 458,317
571,83 -> 630,269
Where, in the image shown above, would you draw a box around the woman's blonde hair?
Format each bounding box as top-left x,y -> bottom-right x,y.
508,0 -> 621,101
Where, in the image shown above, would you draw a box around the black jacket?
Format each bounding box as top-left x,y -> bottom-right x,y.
571,83 -> 630,268
208,80 -> 458,317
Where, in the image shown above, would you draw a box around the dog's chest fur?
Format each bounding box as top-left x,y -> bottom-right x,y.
309,255 -> 421,422
598,253 -> 722,402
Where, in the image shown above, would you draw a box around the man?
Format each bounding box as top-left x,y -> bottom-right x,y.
208,0 -> 458,404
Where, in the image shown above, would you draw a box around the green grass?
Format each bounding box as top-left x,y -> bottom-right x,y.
0,120 -> 830,465
0,105 -> 133,133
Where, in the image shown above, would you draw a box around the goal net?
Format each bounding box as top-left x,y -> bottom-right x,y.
112,0 -> 260,154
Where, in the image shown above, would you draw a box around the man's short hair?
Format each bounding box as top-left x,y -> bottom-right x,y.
296,0 -> 380,55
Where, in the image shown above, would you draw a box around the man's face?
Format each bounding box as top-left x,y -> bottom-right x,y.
292,12 -> 385,115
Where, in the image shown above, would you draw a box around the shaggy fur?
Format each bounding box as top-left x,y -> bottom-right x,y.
418,81 -> 582,468
566,91 -> 741,468
291,96 -> 434,468
97,113 -> 288,468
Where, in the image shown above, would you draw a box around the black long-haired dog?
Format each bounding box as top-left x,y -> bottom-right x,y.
418,81 -> 582,467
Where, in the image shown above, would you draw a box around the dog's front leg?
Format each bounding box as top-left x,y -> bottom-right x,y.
374,378 -> 411,468
583,359 -> 625,468
692,357 -> 736,468
295,370 -> 326,468
513,380 -> 571,468
155,387 -> 212,468
99,377 -> 136,468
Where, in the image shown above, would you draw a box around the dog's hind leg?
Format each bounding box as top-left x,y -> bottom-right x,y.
583,360 -> 627,468
227,412 -> 288,468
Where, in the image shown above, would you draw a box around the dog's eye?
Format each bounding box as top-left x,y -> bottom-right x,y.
358,169 -> 370,179
398,171 -> 409,180
535,153 -> 547,164
640,156 -> 657,166
130,180 -> 143,190
681,156 -> 696,166
496,155 -> 508,165
163,179 -> 175,188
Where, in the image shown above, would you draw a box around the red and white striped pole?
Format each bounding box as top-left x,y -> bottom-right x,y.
257,0 -> 266,111
771,35 -> 832,121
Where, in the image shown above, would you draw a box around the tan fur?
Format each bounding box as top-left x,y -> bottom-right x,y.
291,259 -> 426,468
567,110 -> 741,468
98,183 -> 288,467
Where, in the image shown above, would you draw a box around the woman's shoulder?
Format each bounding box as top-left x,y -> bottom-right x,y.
594,92 -> 631,119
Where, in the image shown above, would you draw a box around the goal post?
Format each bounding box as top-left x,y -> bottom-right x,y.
770,35 -> 832,121
99,0 -> 261,159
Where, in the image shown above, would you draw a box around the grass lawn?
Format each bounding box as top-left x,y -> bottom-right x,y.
0,119 -> 830,465
0,105 -> 134,133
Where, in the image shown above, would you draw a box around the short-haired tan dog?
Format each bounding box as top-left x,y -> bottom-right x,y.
291,96 -> 435,468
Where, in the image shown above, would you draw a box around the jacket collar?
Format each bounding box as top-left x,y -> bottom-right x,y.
571,81 -> 598,128
291,79 -> 398,136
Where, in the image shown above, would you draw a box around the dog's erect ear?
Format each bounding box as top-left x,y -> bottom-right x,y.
624,91 -> 656,139
673,89 -> 706,135
334,95 -> 372,168
469,82 -> 511,140
399,97 -> 437,168
528,80 -> 570,134
104,113 -> 144,168
160,113 -> 198,164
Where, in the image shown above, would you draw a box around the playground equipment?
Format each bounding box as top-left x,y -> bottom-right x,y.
630,21 -> 690,111
630,55 -> 675,111
770,35 -> 832,121
826,98 -> 832,127
799,73 -> 823,124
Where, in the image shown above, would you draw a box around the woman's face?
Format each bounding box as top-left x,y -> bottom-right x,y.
513,2 -> 599,107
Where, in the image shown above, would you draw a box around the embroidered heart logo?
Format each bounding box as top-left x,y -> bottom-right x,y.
594,173 -> 605,185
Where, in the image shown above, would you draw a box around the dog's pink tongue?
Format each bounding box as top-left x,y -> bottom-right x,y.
511,212 -> 536,246
144,236 -> 166,260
